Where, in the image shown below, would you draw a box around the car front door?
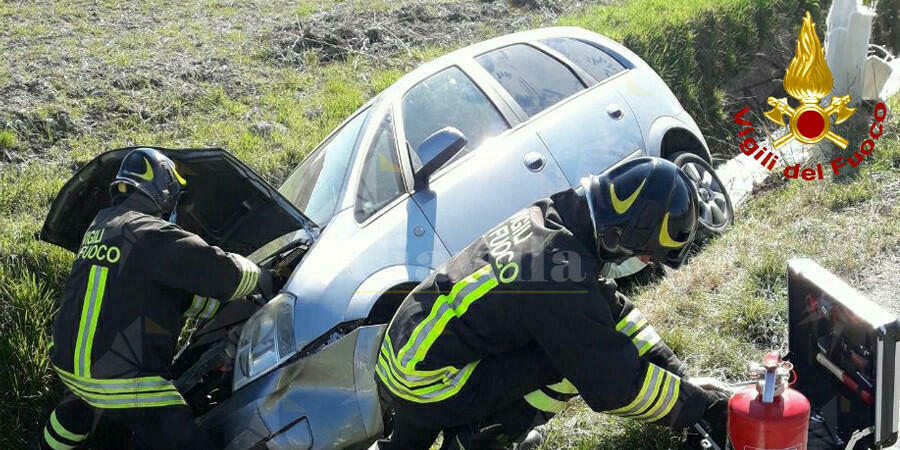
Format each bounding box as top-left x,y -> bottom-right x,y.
402,64 -> 570,254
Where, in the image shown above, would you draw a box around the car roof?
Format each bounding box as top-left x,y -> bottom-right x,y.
378,26 -> 624,100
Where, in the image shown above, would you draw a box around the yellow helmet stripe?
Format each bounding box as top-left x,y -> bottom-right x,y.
658,213 -> 686,248
610,179 -> 646,214
136,158 -> 154,181
172,165 -> 187,186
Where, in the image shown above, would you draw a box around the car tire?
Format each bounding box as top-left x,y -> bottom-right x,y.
669,152 -> 734,235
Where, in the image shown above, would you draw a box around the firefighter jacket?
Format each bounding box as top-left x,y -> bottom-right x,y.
49,194 -> 261,409
377,188 -> 709,428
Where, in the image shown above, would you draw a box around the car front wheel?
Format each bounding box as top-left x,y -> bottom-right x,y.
670,152 -> 734,235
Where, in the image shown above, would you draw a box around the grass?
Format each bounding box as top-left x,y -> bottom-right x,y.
0,0 -> 874,447
559,0 -> 825,159
538,95 -> 900,448
0,130 -> 18,150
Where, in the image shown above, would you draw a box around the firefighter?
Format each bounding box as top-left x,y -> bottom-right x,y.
372,157 -> 729,449
40,148 -> 272,450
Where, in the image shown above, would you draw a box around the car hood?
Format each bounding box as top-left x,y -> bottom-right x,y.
41,147 -> 316,256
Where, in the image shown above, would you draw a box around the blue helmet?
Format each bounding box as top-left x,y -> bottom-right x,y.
109,148 -> 186,216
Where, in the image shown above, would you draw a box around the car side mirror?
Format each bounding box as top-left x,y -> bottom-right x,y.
413,127 -> 467,190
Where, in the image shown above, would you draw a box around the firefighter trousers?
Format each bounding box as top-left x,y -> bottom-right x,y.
40,393 -> 215,450
375,344 -> 564,450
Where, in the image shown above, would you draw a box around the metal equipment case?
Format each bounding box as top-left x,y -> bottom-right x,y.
788,258 -> 900,449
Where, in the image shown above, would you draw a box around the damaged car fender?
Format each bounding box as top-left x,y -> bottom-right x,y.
343,264 -> 437,322
278,198 -> 450,366
198,325 -> 387,450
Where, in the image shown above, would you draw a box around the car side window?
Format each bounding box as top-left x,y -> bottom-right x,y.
356,112 -> 405,222
402,66 -> 509,169
540,38 -> 626,82
476,44 -> 584,117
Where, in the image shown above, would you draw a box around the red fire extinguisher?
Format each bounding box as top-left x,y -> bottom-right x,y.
728,351 -> 810,449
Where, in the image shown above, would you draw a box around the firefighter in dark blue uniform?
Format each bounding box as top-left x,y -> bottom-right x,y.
40,148 -> 270,450
373,157 -> 729,449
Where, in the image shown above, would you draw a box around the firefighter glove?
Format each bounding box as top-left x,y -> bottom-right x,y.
257,268 -> 276,300
689,376 -> 734,396
700,389 -> 729,447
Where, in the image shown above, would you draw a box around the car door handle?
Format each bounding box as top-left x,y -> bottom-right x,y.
606,104 -> 624,120
524,152 -> 546,172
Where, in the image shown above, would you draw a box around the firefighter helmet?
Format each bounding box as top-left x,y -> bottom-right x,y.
581,157 -> 698,269
110,148 -> 186,216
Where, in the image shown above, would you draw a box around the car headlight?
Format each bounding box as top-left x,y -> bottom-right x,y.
233,293 -> 296,390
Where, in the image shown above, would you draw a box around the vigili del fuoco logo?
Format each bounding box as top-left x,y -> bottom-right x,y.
733,11 -> 888,180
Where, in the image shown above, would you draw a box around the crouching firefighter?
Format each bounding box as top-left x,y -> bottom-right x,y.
372,157 -> 729,450
40,148 -> 272,450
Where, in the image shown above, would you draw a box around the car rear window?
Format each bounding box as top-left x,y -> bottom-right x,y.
476,44 -> 584,117
402,66 -> 509,167
540,37 -> 626,82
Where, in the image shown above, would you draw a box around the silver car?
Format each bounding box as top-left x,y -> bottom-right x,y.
42,26 -> 731,449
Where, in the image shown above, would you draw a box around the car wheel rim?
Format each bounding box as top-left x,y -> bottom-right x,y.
680,161 -> 729,229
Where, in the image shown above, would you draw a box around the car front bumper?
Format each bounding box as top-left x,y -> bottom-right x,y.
198,325 -> 387,450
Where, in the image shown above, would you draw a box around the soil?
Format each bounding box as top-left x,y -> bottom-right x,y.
0,0 -> 611,164
268,0 -> 612,66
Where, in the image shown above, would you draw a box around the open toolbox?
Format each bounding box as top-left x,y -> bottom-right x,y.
788,258 -> 900,449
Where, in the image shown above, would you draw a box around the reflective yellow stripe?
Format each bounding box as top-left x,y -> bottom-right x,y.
615,309 -> 645,335
198,298 -> 220,319
75,396 -> 185,409
632,372 -> 680,421
44,427 -> 74,450
383,335 -> 458,377
632,326 -> 662,356
55,365 -> 171,386
74,265 -> 108,378
50,411 -> 86,442
54,364 -> 187,409
230,254 -> 260,299
376,359 -> 479,404
82,266 -> 108,378
62,379 -> 179,399
629,374 -> 672,419
378,349 -> 448,388
232,256 -> 250,298
184,295 -> 208,317
61,378 -> 185,409
647,375 -> 680,422
524,389 -> 567,413
377,356 -> 447,391
606,364 -> 663,415
548,379 -> 578,395
378,265 -> 501,404
404,266 -> 498,370
396,265 -> 495,368
73,266 -> 96,377
60,375 -> 179,397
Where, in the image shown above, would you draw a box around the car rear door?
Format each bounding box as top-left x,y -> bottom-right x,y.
402,64 -> 570,254
474,40 -> 646,188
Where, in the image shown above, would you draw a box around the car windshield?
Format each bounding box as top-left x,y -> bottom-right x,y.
279,108 -> 370,225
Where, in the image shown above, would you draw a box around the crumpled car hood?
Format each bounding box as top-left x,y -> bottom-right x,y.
41,146 -> 315,256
